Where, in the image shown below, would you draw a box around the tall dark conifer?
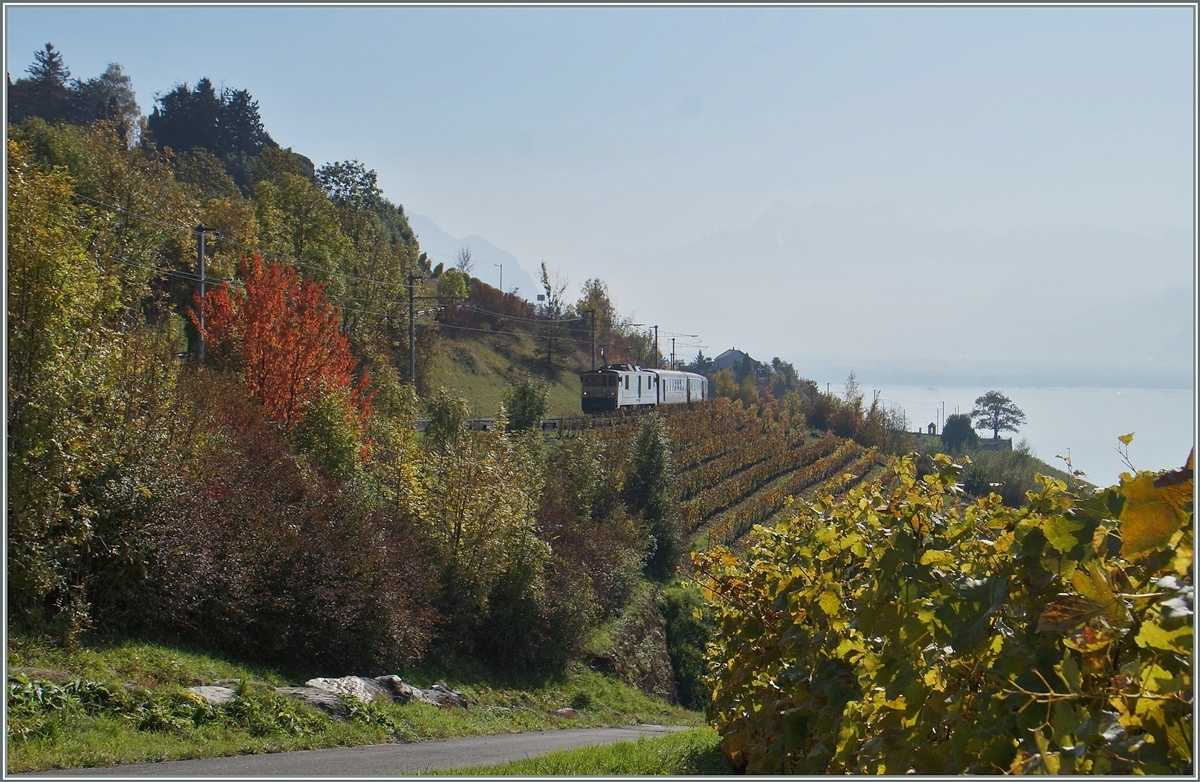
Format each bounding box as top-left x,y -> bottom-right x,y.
8,43 -> 72,124
146,79 -> 275,159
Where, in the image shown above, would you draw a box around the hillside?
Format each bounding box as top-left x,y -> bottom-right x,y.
425,330 -> 591,418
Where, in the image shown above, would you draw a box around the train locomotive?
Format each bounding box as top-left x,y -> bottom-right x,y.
580,363 -> 708,413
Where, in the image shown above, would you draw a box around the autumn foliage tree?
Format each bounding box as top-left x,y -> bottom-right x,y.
193,254 -> 369,429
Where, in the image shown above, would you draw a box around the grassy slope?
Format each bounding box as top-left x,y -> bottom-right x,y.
5,635 -> 700,773
424,331 -> 588,418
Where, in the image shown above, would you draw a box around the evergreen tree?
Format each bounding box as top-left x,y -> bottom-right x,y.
941,413 -> 979,453
8,43 -> 73,124
145,79 -> 275,161
624,414 -> 680,579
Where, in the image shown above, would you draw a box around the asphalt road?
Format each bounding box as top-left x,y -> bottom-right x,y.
14,724 -> 694,777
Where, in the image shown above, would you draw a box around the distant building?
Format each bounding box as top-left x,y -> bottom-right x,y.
713,348 -> 751,373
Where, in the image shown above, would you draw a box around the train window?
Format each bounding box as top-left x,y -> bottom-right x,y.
624,376 -> 629,390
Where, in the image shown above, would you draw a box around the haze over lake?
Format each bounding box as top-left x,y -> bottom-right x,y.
828,382 -> 1194,489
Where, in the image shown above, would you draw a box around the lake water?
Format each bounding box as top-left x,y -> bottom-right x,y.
827,382 -> 1194,488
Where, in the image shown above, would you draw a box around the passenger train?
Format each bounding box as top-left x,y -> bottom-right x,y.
580,363 -> 708,413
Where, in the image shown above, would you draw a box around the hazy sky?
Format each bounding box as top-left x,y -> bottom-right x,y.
5,4 -> 1196,385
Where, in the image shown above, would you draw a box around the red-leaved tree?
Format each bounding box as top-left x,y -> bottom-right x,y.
192,254 -> 370,429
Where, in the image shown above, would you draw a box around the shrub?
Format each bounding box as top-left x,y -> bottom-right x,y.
148,371 -> 438,673
960,448 -> 1079,507
402,401 -> 548,660
941,412 -> 979,454
659,582 -> 714,710
502,374 -> 550,432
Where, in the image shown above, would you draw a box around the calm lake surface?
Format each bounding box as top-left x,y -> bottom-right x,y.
843,383 -> 1194,489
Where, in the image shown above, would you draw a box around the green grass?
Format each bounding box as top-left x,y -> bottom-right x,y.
6,635 -> 702,773
425,332 -> 588,418
434,727 -> 733,775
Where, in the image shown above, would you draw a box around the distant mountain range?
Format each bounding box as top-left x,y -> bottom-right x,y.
407,213 -> 540,300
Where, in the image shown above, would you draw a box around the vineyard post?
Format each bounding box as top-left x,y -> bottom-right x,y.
586,308 -> 596,370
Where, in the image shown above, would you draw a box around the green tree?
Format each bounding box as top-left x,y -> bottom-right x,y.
7,43 -> 72,124
423,387 -> 470,452
575,278 -> 617,354
69,63 -> 140,143
315,160 -> 416,350
6,138 -> 185,638
8,48 -> 140,144
738,373 -> 760,406
941,412 -> 979,453
713,368 -> 738,400
437,267 -> 468,301
317,159 -> 381,212
502,375 -> 550,432
173,147 -> 242,202
624,414 -> 680,579
145,78 -> 275,160
252,172 -> 352,301
766,357 -> 800,398
402,398 -> 548,651
687,350 -> 714,376
9,118 -> 200,325
292,385 -> 366,480
971,390 -> 1026,439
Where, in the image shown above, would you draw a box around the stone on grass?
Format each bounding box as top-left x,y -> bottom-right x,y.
305,676 -> 386,703
186,686 -> 238,705
275,686 -> 348,717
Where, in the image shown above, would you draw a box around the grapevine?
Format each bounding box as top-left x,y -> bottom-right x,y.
694,449 -> 1194,774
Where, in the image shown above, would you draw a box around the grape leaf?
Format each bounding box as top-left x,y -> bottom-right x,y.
1120,473 -> 1189,558
1044,515 -> 1085,554
1135,621 -> 1192,653
1037,595 -> 1113,635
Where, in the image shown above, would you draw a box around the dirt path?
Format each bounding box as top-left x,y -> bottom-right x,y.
15,724 -> 694,777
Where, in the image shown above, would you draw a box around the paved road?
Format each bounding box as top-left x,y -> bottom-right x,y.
15,724 -> 694,777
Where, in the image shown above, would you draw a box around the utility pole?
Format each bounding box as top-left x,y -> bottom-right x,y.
671,338 -> 676,369
195,223 -> 209,362
493,263 -> 503,294
408,273 -> 416,386
586,309 -> 596,370
654,325 -> 659,368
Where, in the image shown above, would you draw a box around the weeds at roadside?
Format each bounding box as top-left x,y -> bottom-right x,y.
5,636 -> 701,773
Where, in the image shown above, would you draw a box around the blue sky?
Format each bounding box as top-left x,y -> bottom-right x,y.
5,5 -> 1196,385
